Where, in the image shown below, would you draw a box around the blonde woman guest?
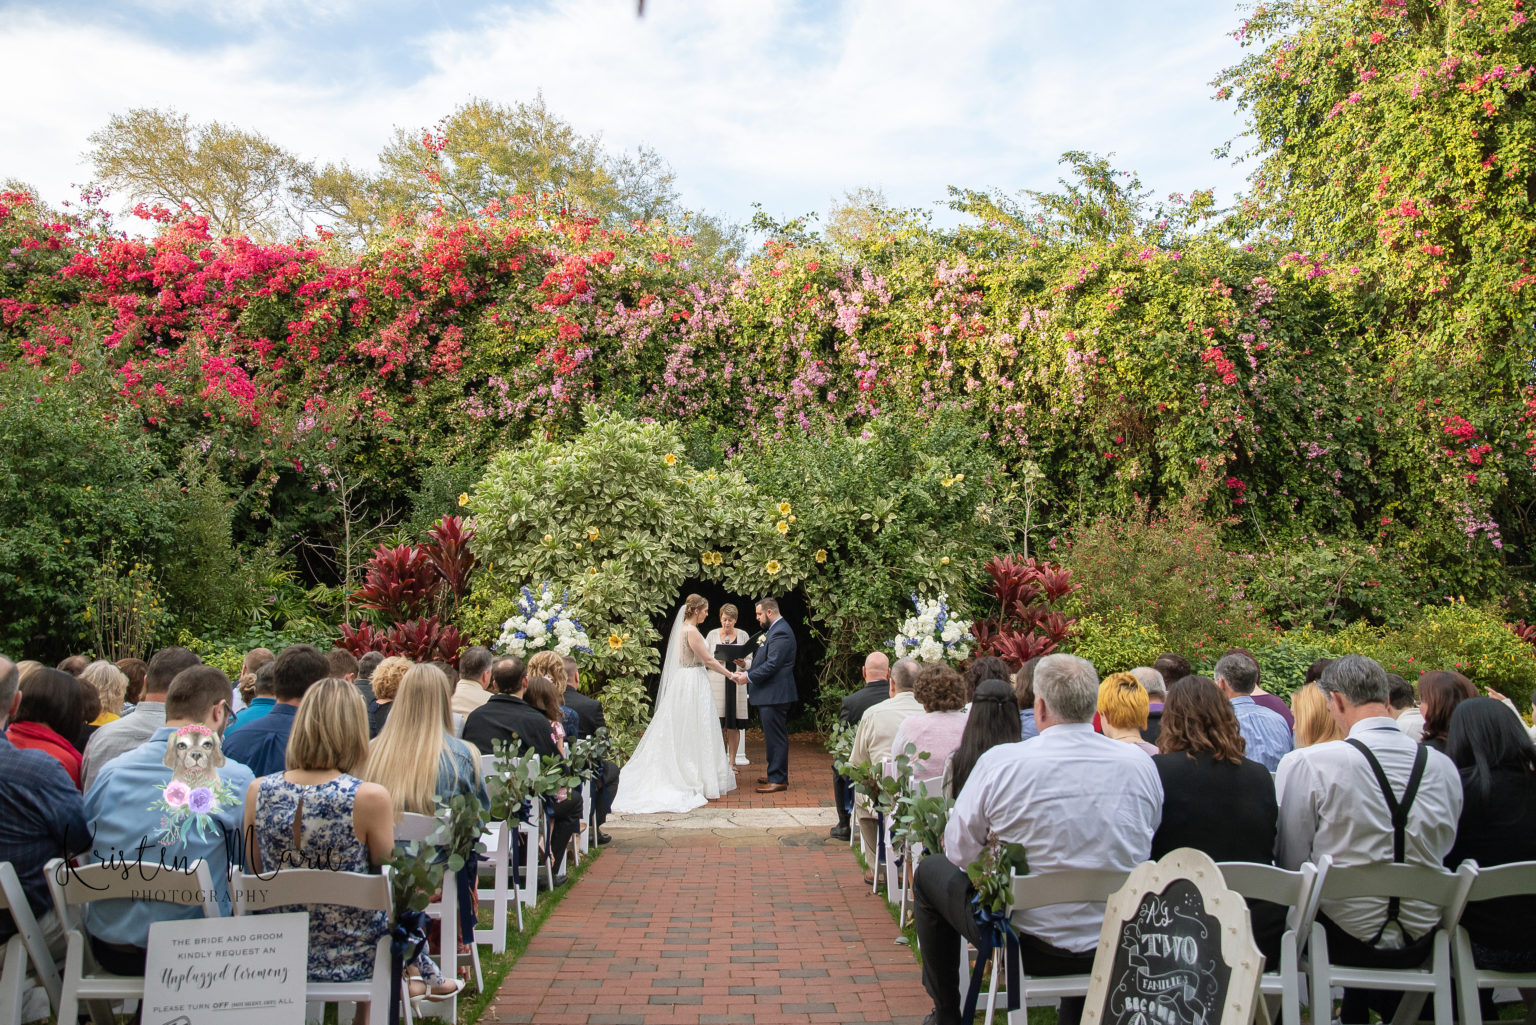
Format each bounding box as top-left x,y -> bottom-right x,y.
1291,682 -> 1344,748
367,656 -> 411,739
527,652 -> 580,744
706,604 -> 753,766
364,663 -> 488,963
243,678 -> 461,1002
80,661 -> 127,727
1098,672 -> 1160,756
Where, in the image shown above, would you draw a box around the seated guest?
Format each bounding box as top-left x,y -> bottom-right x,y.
1444,697 -> 1536,975
1130,666 -> 1166,743
1292,681 -> 1344,748
560,655 -> 617,844
963,656 -> 1013,705
831,653 -> 893,841
81,660 -> 128,733
914,654 -> 1162,1025
1418,670 -> 1476,753
366,664 -> 488,817
356,650 -> 385,706
1097,672 -> 1159,755
1387,674 -> 1423,741
326,647 -> 359,685
82,646 -> 199,789
1215,651 -> 1293,771
1277,655 -> 1462,1025
56,655 -> 89,677
233,647 -> 274,712
7,668 -> 86,787
0,657 -> 90,984
367,656 -> 411,738
114,657 -> 147,711
1224,646 -> 1294,729
849,658 -> 922,862
944,678 -> 1020,797
223,644 -> 329,777
76,677 -> 103,750
245,678 -> 460,1000
1152,676 -> 1283,964
1153,651 -> 1191,691
226,661 -> 277,736
891,663 -> 969,779
83,666 -> 253,974
451,646 -> 495,717
1015,656 -> 1042,740
463,657 -> 582,885
527,652 -> 579,742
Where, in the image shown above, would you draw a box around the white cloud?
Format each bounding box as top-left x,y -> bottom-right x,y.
0,0 -> 1251,227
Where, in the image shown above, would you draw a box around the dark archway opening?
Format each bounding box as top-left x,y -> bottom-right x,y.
646,579 -> 827,732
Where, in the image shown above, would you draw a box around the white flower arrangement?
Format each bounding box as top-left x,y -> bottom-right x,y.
496,584 -> 593,658
892,592 -> 972,663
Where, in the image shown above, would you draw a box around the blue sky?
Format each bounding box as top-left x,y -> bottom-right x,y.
1,0 -> 1254,230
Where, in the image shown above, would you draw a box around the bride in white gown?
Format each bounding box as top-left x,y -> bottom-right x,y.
611,594 -> 738,813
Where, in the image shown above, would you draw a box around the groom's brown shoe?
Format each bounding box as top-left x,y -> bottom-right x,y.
756,777 -> 771,785
756,782 -> 788,793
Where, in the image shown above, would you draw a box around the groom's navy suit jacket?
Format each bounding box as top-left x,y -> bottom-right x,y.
746,617 -> 798,707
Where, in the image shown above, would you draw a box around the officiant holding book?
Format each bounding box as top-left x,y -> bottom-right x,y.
705,603 -> 753,766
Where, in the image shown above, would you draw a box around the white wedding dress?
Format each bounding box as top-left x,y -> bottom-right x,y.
611,609 -> 737,813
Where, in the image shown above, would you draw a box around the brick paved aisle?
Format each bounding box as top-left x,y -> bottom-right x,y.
483,761 -> 930,1025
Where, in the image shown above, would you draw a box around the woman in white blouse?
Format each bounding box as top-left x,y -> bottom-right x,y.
706,603 -> 752,766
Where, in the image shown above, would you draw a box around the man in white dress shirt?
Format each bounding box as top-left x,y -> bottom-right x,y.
912,654 -> 1163,1025
1276,654 -> 1462,1025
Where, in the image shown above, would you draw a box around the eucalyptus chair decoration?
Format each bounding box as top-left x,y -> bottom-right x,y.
386,838 -> 446,1025
890,775 -> 954,928
827,720 -> 858,843
961,839 -> 1030,1024
847,744 -> 922,894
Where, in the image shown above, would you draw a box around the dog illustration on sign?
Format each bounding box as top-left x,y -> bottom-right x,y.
151,724 -> 236,845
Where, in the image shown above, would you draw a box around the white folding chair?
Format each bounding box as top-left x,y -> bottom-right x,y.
396,812 -> 466,1020
1216,861 -> 1323,1025
871,758 -> 899,897
1307,859 -> 1476,1025
0,860 -> 62,1021
44,856 -> 218,1025
1451,860 -> 1536,1025
476,754 -> 530,947
895,774 -> 945,930
230,866 -> 407,1024
973,868 -> 1131,1025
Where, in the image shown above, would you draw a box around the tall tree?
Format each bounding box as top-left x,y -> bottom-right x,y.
87,108 -> 319,239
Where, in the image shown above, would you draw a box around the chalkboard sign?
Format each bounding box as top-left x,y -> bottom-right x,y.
1082,848 -> 1262,1025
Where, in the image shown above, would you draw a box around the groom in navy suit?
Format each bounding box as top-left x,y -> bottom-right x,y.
733,597 -> 797,793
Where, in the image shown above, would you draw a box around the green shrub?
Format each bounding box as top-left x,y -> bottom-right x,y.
1064,609 -> 1169,677
1061,478 -> 1271,662
1251,641 -> 1336,702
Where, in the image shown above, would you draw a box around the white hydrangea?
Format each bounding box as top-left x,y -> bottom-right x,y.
890,591 -> 974,666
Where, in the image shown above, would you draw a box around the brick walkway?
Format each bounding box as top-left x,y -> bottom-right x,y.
484,743 -> 928,1025
709,731 -> 836,810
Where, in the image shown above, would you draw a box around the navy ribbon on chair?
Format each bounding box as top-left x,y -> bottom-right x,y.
874,812 -> 886,889
962,897 -> 1021,1022
510,797 -> 533,890
388,907 -> 431,1024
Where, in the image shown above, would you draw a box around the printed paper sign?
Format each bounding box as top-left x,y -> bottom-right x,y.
142,911 -> 308,1025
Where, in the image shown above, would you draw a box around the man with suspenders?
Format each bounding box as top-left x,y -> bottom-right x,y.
1276,654 -> 1464,1023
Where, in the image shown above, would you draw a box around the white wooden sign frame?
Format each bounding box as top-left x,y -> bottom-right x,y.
1081,848 -> 1264,1025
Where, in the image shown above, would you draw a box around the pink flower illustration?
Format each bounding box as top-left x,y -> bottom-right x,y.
164,781 -> 190,808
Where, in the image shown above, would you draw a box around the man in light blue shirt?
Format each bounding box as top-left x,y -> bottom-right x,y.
81,665 -> 253,975
223,660 -> 276,737
1216,651 -> 1293,771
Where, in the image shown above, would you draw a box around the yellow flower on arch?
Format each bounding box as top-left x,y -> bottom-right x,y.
664,452 -> 677,466
778,502 -> 792,516
815,549 -> 828,564
940,556 -> 951,565
457,492 -> 469,506
608,633 -> 628,650
776,520 -> 789,534
765,559 -> 782,576
542,534 -> 554,544
587,526 -> 600,541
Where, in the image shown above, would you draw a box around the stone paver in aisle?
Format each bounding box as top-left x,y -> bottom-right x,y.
484,826 -> 927,1025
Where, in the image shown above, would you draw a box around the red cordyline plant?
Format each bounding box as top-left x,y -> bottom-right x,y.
353,544 -> 440,620
342,515 -> 478,666
972,555 -> 1082,668
423,515 -> 476,608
